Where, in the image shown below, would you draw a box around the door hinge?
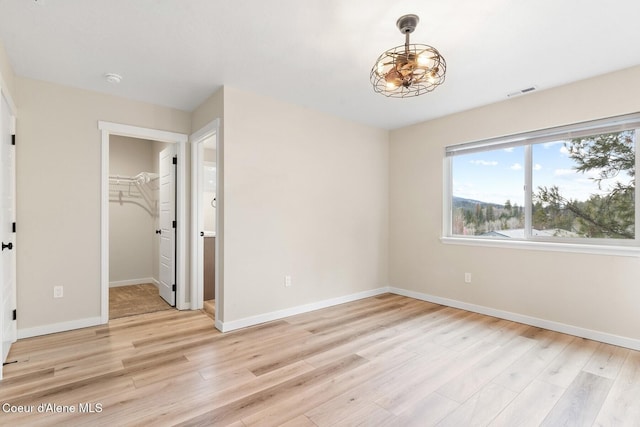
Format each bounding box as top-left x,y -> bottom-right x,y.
172,284 -> 176,292
12,309 -> 16,321
12,222 -> 16,233
172,156 -> 177,165
11,134 -> 15,146
172,220 -> 176,228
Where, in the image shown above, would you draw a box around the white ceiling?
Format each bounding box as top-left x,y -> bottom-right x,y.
1,0 -> 640,130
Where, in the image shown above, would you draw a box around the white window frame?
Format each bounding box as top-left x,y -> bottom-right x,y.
442,112 -> 640,257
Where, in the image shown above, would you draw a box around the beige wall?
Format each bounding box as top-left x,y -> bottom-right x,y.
191,87 -> 224,133
220,87 -> 389,322
389,65 -> 640,341
109,136 -> 155,285
15,77 -> 190,330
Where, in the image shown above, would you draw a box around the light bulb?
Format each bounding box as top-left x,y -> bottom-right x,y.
427,68 -> 439,84
385,69 -> 402,90
417,54 -> 430,67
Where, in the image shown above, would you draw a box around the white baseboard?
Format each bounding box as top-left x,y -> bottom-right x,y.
388,287 -> 640,351
217,287 -> 390,333
109,278 -> 156,288
18,316 -> 104,339
18,286 -> 638,351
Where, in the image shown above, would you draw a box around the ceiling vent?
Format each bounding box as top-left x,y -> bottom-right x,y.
507,86 -> 537,98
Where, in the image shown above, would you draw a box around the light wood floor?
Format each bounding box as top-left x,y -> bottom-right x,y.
109,283 -> 173,319
1,294 -> 639,426
203,299 -> 215,320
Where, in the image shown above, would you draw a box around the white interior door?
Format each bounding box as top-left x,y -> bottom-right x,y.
158,145 -> 177,306
1,93 -> 16,371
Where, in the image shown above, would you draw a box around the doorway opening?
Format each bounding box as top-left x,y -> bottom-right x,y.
190,119 -> 219,325
99,122 -> 188,324
200,142 -> 216,319
108,136 -> 176,319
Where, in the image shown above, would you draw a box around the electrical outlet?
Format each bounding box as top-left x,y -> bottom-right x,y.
464,273 -> 472,284
53,286 -> 64,298
284,275 -> 292,287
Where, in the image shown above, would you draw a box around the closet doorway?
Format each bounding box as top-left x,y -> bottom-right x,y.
99,122 -> 188,324
108,137 -> 175,319
190,119 -> 219,325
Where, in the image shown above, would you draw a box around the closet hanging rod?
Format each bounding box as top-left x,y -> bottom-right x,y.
109,172 -> 159,184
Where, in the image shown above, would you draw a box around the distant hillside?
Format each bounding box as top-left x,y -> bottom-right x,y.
452,196 -> 504,210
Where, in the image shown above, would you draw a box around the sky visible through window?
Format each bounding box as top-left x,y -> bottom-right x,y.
452,140 -> 633,206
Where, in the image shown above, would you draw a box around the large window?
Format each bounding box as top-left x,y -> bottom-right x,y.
445,113 -> 639,247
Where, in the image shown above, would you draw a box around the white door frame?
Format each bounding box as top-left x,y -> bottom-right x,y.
190,119 -> 219,321
0,86 -> 17,379
98,121 -> 188,324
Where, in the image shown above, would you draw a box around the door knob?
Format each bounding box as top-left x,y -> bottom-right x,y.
200,231 -> 204,237
155,230 -> 161,235
2,242 -> 13,251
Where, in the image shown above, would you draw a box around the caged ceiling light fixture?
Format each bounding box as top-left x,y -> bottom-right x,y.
370,14 -> 446,97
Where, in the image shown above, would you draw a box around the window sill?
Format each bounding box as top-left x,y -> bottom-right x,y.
440,236 -> 640,257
